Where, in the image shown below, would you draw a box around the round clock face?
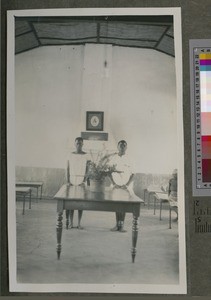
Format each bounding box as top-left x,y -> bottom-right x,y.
90,115 -> 100,127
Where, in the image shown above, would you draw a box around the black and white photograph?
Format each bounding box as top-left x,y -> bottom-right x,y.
7,7 -> 186,294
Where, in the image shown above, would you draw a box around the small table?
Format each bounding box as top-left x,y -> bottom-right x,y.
16,187 -> 32,215
54,184 -> 144,263
16,181 -> 43,201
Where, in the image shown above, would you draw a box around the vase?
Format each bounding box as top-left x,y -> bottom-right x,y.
89,179 -> 105,193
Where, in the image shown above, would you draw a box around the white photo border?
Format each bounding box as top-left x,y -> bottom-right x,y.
7,7 -> 186,294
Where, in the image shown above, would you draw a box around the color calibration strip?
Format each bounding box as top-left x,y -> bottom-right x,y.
200,53 -> 211,183
191,43 -> 211,196
199,53 -> 211,183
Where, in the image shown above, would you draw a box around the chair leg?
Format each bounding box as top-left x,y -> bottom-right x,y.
169,206 -> 172,229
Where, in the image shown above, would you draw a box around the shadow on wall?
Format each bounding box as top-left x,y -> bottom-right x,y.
15,166 -> 170,199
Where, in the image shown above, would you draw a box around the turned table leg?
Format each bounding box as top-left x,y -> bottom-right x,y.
131,214 -> 139,263
56,212 -> 63,259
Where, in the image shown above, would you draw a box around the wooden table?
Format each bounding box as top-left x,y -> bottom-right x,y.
16,181 -> 43,201
16,187 -> 32,215
54,184 -> 144,263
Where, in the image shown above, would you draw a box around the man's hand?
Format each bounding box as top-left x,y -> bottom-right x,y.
113,184 -> 127,189
113,184 -> 120,189
121,185 -> 128,189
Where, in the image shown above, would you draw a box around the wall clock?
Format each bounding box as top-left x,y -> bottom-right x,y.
86,111 -> 104,131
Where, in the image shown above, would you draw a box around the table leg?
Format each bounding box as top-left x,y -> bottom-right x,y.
160,200 -> 162,220
56,212 -> 63,259
131,215 -> 139,263
169,205 -> 172,229
153,195 -> 156,215
29,189 -> 32,209
66,210 -> 70,229
36,187 -> 39,202
40,185 -> 43,200
143,189 -> 147,207
23,195 -> 26,215
147,192 -> 150,209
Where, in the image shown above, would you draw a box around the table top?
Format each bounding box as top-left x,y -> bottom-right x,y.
154,192 -> 169,201
147,185 -> 168,194
16,181 -> 43,187
16,187 -> 31,194
54,184 -> 143,203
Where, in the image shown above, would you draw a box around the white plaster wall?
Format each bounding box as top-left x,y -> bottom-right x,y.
111,46 -> 177,173
15,46 -> 84,169
15,44 -> 177,173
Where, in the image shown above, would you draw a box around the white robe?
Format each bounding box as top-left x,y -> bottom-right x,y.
109,153 -> 133,186
67,153 -> 88,186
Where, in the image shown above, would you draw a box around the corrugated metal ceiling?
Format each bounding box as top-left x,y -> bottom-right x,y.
15,15 -> 174,56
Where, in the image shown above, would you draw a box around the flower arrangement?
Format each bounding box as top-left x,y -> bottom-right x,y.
87,150 -> 117,181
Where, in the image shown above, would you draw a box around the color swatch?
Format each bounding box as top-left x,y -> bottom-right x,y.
200,53 -> 211,182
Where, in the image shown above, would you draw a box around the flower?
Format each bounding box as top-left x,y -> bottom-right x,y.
87,150 -> 117,181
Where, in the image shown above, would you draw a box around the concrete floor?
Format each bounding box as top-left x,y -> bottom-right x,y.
16,199 -> 179,285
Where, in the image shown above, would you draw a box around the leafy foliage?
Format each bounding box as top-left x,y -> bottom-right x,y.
87,150 -> 117,181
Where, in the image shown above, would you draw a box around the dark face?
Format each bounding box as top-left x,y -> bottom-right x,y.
75,139 -> 83,153
117,142 -> 127,156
